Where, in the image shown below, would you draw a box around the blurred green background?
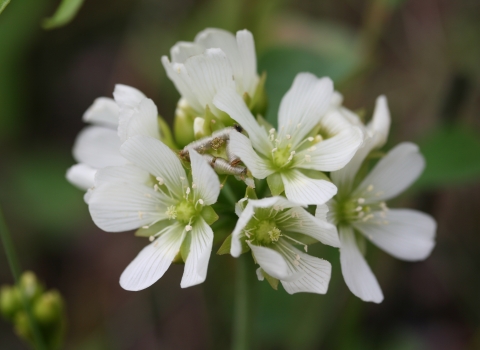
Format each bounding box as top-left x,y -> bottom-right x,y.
1,0 -> 480,349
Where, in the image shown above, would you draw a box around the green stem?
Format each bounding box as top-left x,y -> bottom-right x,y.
232,256 -> 249,350
0,206 -> 46,350
221,180 -> 238,206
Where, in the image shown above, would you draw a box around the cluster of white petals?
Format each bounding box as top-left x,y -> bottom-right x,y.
67,27 -> 436,301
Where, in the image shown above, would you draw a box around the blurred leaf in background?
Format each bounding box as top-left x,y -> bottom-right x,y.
259,15 -> 364,126
0,0 -> 11,15
42,0 -> 85,30
415,125 -> 480,190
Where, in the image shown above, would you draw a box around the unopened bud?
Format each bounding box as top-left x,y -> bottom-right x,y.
0,286 -> 21,321
174,98 -> 196,147
33,290 -> 64,326
19,271 -> 43,301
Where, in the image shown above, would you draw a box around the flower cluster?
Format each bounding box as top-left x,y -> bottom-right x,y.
67,28 -> 436,302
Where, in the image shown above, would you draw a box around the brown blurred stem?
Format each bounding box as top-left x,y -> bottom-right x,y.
0,206 -> 46,350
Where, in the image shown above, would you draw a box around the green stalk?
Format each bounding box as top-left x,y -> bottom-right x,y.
232,255 -> 249,350
0,206 -> 46,350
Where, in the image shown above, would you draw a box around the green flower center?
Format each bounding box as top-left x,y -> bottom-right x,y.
175,200 -> 197,224
334,196 -> 389,226
253,220 -> 281,245
272,146 -> 294,169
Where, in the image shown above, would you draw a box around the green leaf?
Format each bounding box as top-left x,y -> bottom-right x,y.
266,172 -> 284,196
216,234 -> 250,255
0,0 -> 11,15
201,206 -> 219,225
415,125 -> 480,189
42,0 -> 84,30
261,270 -> 279,291
216,234 -> 232,255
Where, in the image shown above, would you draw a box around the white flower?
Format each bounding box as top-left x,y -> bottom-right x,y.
66,85 -> 160,194
213,72 -> 363,205
326,99 -> 436,303
231,196 -> 339,294
88,135 -> 220,291
161,28 -> 258,119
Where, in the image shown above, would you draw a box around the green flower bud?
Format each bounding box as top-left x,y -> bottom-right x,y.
157,116 -> 177,149
19,271 -> 44,301
0,285 -> 22,321
33,290 -> 64,327
174,98 -> 196,147
248,72 -> 268,117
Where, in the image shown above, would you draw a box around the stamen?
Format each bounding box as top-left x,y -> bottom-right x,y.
166,205 -> 177,220
357,198 -> 365,204
138,211 -> 144,219
286,134 -> 291,139
156,177 -> 164,185
185,224 -> 192,232
304,155 -> 311,162
192,183 -> 197,189
149,236 -> 155,242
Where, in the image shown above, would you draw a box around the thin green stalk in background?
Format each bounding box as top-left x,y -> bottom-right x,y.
0,206 -> 47,350
232,255 -> 249,350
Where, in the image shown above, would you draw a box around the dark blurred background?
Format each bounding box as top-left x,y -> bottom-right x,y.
1,0 -> 480,349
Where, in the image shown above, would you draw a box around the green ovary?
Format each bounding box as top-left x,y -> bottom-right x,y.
175,200 -> 197,224
272,146 -> 293,169
253,220 -> 281,245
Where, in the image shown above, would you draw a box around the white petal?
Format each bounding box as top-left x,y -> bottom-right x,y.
229,131 -> 273,179
275,240 -> 332,294
120,223 -> 185,291
66,164 -> 96,190
330,136 -> 376,194
330,97 -> 390,192
296,126 -> 363,172
88,180 -> 169,232
247,242 -> 290,280
231,202 -> 255,257
72,126 -> 125,168
353,209 -> 436,261
256,267 -> 265,281
82,97 -> 119,128
236,29 -> 258,95
213,88 -> 271,156
177,48 -> 237,116
367,95 -> 391,149
278,73 -> 333,147
113,84 -> 146,109
94,164 -> 151,187
282,170 -> 337,205
117,97 -> 160,142
315,204 -> 329,221
353,142 -> 425,203
120,135 -> 186,199
189,150 -> 220,205
181,217 -> 214,288
339,225 -> 383,303
170,41 -> 204,63
161,56 -> 204,113
194,28 -> 243,88
277,208 -> 339,247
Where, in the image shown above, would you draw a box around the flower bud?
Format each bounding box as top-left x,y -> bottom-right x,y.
33,290 -> 64,327
248,72 -> 268,117
174,98 -> 196,147
0,286 -> 22,321
19,271 -> 44,301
